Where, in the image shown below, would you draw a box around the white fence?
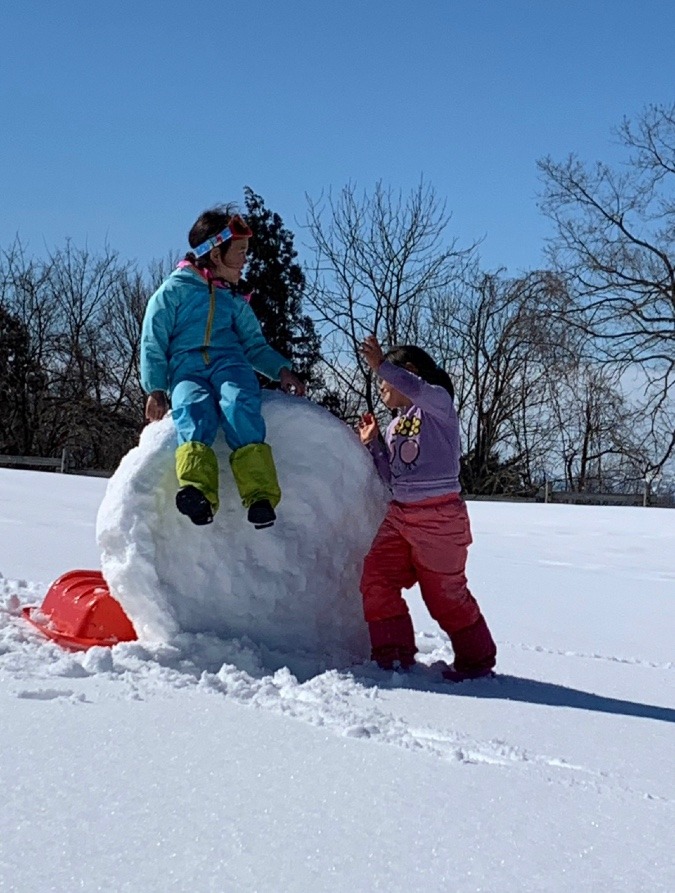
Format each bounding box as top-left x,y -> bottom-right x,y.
0,449 -> 71,473
464,480 -> 672,507
540,480 -> 652,507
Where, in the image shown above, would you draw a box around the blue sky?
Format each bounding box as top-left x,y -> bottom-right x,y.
1,1 -> 673,276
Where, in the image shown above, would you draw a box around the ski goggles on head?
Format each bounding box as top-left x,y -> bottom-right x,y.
191,215 -> 253,258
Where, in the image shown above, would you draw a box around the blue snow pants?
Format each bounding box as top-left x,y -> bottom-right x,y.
170,358 -> 265,450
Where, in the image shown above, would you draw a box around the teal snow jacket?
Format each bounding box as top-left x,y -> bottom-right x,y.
140,266 -> 290,394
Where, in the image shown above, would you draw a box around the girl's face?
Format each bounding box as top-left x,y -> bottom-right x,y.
379,377 -> 412,411
210,237 -> 249,281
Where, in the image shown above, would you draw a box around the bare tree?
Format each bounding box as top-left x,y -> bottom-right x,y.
538,103 -> 675,469
544,361 -> 656,492
304,180 -> 475,418
430,269 -> 576,494
0,239 -> 148,469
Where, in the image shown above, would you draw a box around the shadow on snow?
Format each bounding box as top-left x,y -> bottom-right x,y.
351,667 -> 675,725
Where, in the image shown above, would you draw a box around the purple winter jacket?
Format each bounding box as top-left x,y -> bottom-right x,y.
367,360 -> 461,503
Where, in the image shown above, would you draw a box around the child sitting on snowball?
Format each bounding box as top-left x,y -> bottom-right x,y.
141,204 -> 305,529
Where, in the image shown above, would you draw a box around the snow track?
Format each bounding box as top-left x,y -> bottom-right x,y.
3,581 -> 673,811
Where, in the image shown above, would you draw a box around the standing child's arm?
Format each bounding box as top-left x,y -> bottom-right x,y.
377,361 -> 454,419
360,334 -> 454,418
358,412 -> 391,486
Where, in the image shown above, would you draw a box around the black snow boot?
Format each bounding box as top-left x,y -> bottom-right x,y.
176,486 -> 214,526
247,499 -> 276,529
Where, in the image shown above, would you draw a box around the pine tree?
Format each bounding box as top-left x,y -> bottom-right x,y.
0,305 -> 46,455
243,187 -> 322,390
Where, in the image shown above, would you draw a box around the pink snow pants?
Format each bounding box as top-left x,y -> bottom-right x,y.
360,494 -> 496,671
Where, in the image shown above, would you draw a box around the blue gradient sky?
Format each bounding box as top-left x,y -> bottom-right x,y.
1,1 -> 673,275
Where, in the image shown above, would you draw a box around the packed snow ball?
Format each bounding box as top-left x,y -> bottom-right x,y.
96,392 -> 388,666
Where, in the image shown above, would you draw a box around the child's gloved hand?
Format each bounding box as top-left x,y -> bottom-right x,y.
279,367 -> 306,396
145,391 -> 169,422
357,412 -> 380,446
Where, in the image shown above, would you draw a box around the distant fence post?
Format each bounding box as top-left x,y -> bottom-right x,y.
543,480 -> 550,504
60,448 -> 69,473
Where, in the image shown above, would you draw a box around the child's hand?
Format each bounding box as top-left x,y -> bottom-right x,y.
145,391 -> 168,422
359,335 -> 384,372
357,412 -> 380,446
279,367 -> 306,396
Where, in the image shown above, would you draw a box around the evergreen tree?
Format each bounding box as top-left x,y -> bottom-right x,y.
243,187 -> 322,390
0,304 -> 45,455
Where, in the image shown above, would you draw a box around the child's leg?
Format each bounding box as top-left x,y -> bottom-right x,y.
215,367 -> 281,510
171,378 -> 220,511
408,499 -> 496,673
217,368 -> 267,448
444,614 -> 497,675
360,506 -> 418,667
229,443 -> 281,509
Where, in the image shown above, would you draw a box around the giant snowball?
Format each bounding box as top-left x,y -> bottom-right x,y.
96,393 -> 387,668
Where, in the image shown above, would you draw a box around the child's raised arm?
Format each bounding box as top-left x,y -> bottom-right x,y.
359,335 -> 454,419
378,361 -> 454,419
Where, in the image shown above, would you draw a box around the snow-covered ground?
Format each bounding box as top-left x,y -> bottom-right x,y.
1,399 -> 673,892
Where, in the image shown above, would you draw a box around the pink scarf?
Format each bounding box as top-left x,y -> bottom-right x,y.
176,260 -> 252,302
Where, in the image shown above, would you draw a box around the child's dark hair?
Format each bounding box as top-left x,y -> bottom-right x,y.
185,203 -> 241,269
384,345 -> 454,400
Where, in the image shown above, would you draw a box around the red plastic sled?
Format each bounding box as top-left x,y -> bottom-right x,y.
23,569 -> 137,650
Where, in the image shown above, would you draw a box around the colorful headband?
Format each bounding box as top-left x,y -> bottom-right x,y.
191,216 -> 253,258
191,226 -> 233,258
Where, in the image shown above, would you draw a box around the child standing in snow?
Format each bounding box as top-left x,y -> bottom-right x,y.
358,335 -> 496,680
141,204 -> 305,529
